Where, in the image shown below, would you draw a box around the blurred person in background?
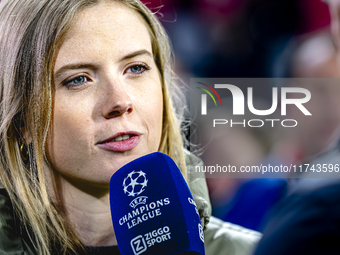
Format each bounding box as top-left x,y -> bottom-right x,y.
146,0 -> 340,252
270,29 -> 340,167
195,20 -> 340,234
253,1 -> 340,254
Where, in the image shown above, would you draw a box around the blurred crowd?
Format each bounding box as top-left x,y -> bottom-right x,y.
142,0 -> 340,236
144,0 -> 330,78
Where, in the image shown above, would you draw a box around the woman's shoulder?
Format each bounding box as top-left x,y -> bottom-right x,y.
184,149 -> 212,230
205,216 -> 262,255
0,181 -> 23,254
0,181 -> 35,255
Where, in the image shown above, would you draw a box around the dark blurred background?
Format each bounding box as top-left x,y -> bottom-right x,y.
142,0 -> 331,78
142,0 -> 340,232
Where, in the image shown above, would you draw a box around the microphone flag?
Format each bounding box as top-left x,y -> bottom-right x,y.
110,152 -> 205,255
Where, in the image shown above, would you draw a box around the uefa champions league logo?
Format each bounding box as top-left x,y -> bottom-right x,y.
123,170 -> 148,197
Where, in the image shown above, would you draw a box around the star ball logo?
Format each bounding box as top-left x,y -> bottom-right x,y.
123,170 -> 148,197
196,81 -> 312,128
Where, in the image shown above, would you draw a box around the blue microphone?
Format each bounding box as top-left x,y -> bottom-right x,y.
109,152 -> 205,255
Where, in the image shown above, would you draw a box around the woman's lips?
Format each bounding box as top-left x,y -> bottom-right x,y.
97,132 -> 141,152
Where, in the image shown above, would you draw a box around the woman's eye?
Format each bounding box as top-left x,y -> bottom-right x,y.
63,75 -> 89,88
125,63 -> 150,75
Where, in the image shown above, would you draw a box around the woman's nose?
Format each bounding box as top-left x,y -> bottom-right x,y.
102,82 -> 133,119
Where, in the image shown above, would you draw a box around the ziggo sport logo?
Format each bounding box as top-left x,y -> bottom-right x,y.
197,82 -> 312,128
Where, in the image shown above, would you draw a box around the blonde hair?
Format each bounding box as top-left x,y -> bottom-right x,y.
0,0 -> 188,254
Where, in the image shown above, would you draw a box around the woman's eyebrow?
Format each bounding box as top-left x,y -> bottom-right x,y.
54,50 -> 152,79
119,49 -> 153,62
54,63 -> 98,79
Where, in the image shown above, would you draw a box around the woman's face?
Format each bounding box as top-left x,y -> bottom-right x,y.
47,1 -> 163,190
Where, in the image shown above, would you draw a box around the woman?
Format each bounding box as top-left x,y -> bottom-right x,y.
0,0 -> 260,254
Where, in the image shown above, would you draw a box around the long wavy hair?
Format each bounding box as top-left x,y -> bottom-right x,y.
0,0 -> 188,254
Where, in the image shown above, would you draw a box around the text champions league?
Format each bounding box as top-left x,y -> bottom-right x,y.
119,198 -> 170,229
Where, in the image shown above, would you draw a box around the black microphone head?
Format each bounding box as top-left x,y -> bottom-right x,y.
109,152 -> 205,255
